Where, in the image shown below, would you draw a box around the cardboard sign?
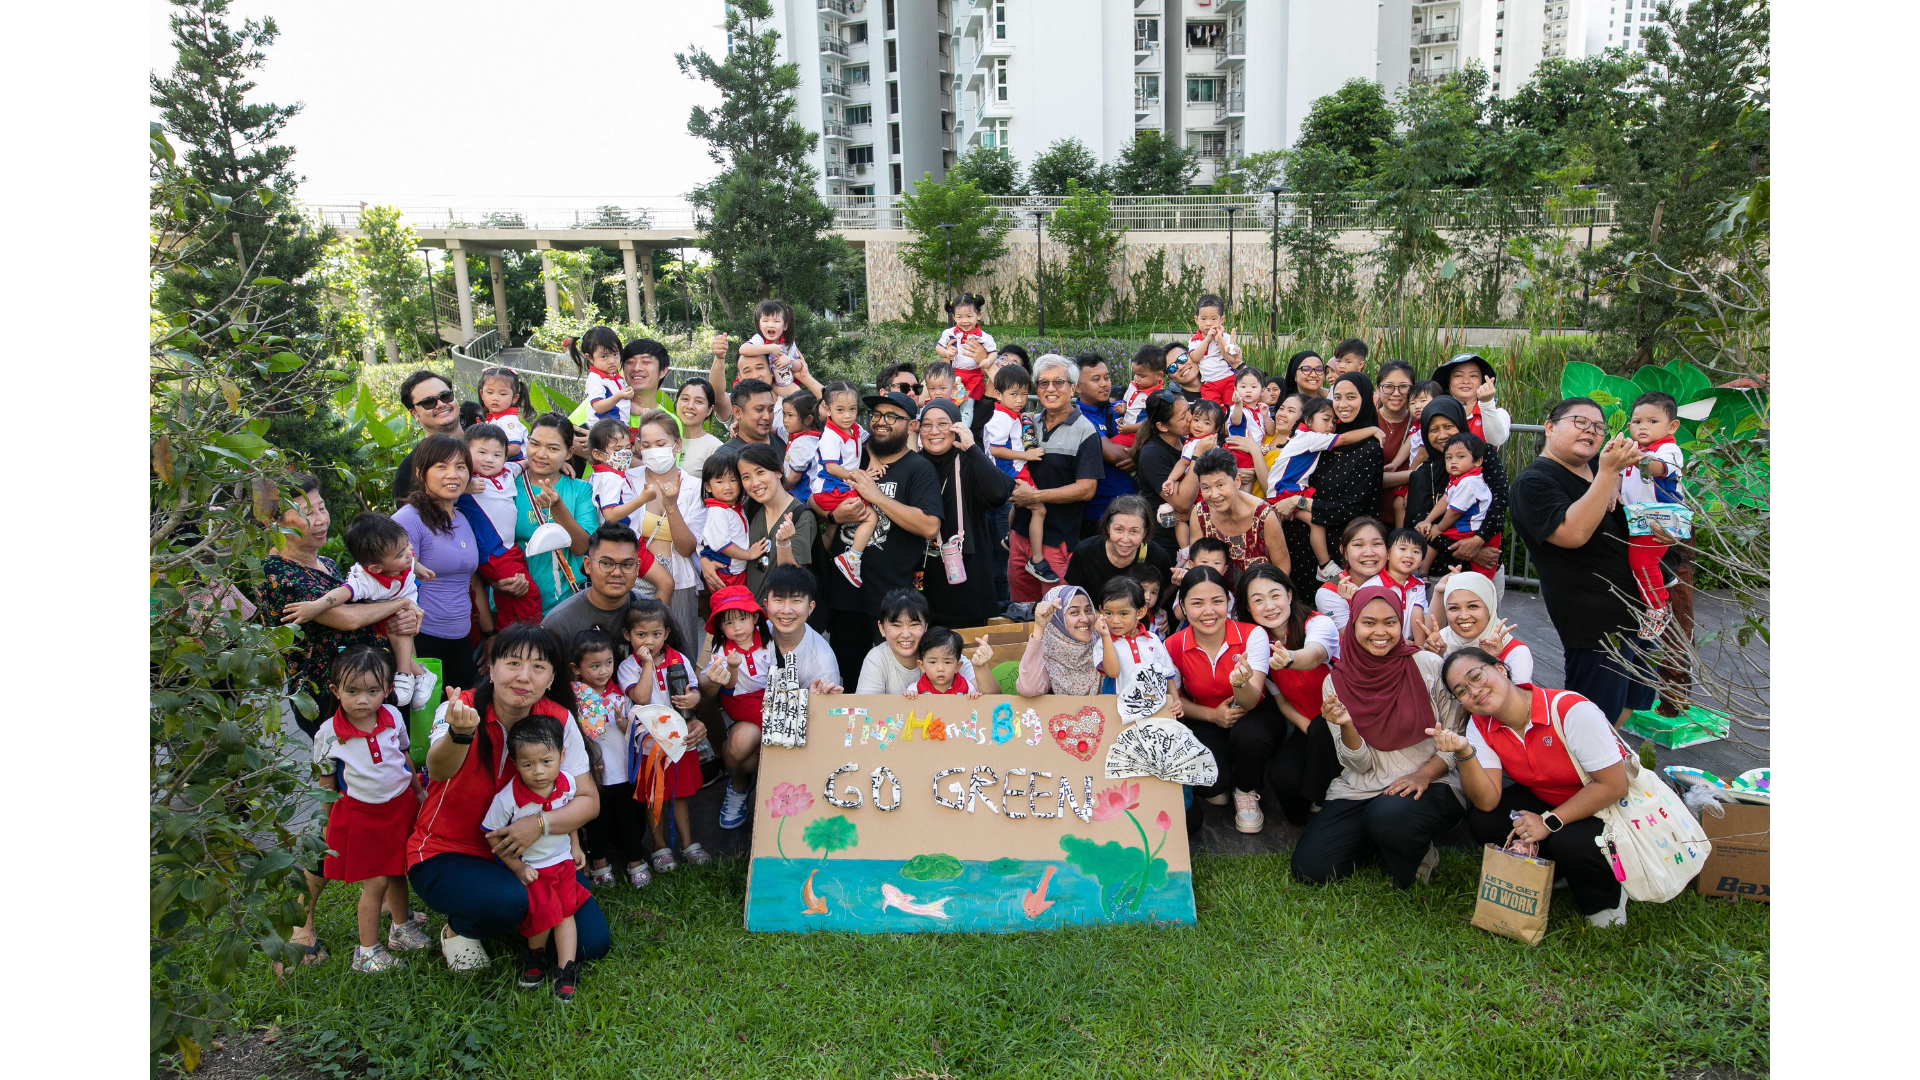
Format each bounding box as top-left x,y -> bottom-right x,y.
1694,803 -> 1769,903
745,694 -> 1196,933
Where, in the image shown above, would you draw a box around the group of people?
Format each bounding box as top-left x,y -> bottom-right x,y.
260,291 -> 1694,996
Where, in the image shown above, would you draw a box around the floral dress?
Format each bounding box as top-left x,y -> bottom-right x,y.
260,555 -> 386,730
1195,496 -> 1274,575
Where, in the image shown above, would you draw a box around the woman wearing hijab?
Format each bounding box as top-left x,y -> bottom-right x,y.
1290,372 -> 1386,590
916,398 -> 1014,628
1282,350 -> 1329,399
1420,571 -> 1534,687
1404,395 -> 1509,584
1012,585 -> 1104,698
1290,586 -> 1466,889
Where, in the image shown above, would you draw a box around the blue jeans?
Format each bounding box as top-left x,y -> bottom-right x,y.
985,503 -> 1011,606
409,852 -> 612,959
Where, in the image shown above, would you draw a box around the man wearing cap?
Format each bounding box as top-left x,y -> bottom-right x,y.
540,522 -> 676,661
1007,354 -> 1103,603
1431,353 -> 1512,447
821,391 -> 945,683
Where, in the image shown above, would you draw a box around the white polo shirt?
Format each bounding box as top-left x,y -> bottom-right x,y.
480,773 -> 579,870
1243,616 -> 1341,696
312,705 -> 413,803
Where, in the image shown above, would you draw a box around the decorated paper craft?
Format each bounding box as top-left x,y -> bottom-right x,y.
761,653 -> 809,748
1105,718 -> 1220,787
1047,706 -> 1106,761
1021,709 -> 1044,746
632,705 -> 690,764
991,703 -> 1016,744
1116,666 -> 1169,724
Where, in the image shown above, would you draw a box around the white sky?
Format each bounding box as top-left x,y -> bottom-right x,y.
148,0 -> 727,214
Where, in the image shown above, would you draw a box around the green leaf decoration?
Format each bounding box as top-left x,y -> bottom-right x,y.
985,858 -> 1026,876
801,815 -> 859,859
1560,361 -> 1608,401
542,382 -> 579,416
1631,365 -> 1678,398
900,853 -> 965,881
1669,360 -> 1712,403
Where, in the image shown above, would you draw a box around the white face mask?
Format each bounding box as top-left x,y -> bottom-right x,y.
640,446 -> 677,473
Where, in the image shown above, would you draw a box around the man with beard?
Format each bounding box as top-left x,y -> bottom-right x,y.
819,391 -> 944,683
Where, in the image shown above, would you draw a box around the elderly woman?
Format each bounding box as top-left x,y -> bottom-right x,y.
1290,587 -> 1466,890
514,412 -> 598,616
916,398 -> 1015,628
1165,567 -> 1267,811
736,442 -> 817,599
629,408 -> 707,643
1233,564 -> 1342,831
1131,390 -> 1196,566
1405,396 -> 1508,586
1420,571 -> 1533,686
1013,585 -> 1104,698
393,434 -> 482,688
1066,495 -> 1173,601
1434,647 -> 1632,927
1187,448 -> 1287,578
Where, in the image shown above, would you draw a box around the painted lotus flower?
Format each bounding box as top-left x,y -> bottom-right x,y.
766,782 -> 814,819
1156,810 -> 1171,832
1090,781 -> 1141,822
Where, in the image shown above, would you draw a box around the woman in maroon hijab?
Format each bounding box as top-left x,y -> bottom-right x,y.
1290,586 -> 1469,889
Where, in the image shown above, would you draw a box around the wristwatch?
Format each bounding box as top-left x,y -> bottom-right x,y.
1541,811 -> 1565,833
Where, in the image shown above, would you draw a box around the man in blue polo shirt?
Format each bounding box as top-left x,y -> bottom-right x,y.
1073,352 -> 1137,542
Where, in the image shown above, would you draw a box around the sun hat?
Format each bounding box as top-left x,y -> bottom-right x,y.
704,584 -> 763,634
1431,353 -> 1495,385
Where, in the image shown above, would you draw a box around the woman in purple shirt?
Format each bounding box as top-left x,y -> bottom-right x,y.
393,434 -> 482,688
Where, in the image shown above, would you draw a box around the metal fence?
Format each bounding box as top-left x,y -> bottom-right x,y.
1500,423 -> 1545,589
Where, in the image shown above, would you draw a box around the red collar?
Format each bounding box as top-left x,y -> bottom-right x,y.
332,707 -> 396,762
510,770 -> 572,812
914,672 -> 971,695
995,402 -> 1023,421
1119,628 -> 1148,664
1447,466 -> 1484,484
651,647 -> 687,688
484,408 -> 518,424
591,463 -> 625,476
704,497 -> 742,512
364,565 -> 411,590
825,418 -> 861,442
723,632 -> 763,656
1640,435 -> 1677,453
951,325 -> 983,339
592,369 -> 625,387
476,469 -> 510,490
1189,331 -> 1207,344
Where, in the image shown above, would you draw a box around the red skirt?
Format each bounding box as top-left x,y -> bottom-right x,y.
1112,431 -> 1136,449
956,367 -> 986,400
519,860 -> 591,937
720,689 -> 764,727
323,792 -> 416,882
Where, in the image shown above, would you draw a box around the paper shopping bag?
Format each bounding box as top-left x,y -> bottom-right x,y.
1472,844 -> 1555,946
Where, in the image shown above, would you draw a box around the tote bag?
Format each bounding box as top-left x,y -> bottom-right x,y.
1547,691 -> 1712,903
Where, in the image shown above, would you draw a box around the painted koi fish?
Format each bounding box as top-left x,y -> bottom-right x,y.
880,883 -> 952,919
1022,865 -> 1057,919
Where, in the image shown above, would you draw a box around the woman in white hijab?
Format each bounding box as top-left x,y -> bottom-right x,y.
1419,572 -> 1534,687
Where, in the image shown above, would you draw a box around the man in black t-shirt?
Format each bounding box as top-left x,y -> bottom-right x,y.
1508,397 -> 1657,725
821,392 -> 944,684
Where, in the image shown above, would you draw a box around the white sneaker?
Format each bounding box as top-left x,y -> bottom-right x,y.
439,927 -> 490,971
1232,790 -> 1264,833
1586,887 -> 1629,929
1316,561 -> 1343,583
835,550 -> 863,587
1203,791 -> 1229,806
410,667 -> 439,709
391,671 -> 415,706
1416,843 -> 1440,884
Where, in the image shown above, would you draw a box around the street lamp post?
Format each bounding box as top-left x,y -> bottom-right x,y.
937,222 -> 956,307
1223,205 -> 1244,313
1263,186 -> 1285,338
1030,210 -> 1049,337
677,241 -> 692,344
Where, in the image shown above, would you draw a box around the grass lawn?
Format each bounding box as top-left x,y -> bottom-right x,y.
234,850 -> 1766,1079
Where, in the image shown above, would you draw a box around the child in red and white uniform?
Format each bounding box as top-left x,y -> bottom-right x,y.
617,599 -> 710,872
740,299 -> 803,390
476,366 -> 531,460
586,419 -> 654,529
983,364 -> 1057,585
905,627 -> 980,698
1223,366 -> 1268,472
1114,345 -> 1168,449
1620,390 -> 1686,637
310,646 -> 426,974
1415,432 -> 1497,578
815,381 -> 878,587
1095,577 -> 1177,709
935,293 -> 998,400
464,424 -> 543,630
282,512 -> 437,709
1188,294 -> 1243,406
481,715 -> 590,1001
698,454 -> 759,590
1373,528 -> 1432,639
566,628 -> 650,889
699,586 -> 771,729
572,326 -> 634,427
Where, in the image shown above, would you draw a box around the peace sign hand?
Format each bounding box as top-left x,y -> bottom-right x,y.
1479,619 -> 1514,652
1420,612 -> 1447,654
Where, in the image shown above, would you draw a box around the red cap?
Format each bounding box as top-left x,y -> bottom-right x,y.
704,585 -> 763,634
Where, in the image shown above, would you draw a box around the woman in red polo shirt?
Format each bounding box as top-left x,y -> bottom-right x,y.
1165,567 -> 1267,816
1291,587 -> 1465,890
1432,647 -> 1633,927
1234,563 -> 1342,830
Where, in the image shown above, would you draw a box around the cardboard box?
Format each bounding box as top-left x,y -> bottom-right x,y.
1694,803 -> 1769,902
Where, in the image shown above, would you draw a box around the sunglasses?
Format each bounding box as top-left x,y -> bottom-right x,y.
411,389 -> 457,409
893,381 -> 920,393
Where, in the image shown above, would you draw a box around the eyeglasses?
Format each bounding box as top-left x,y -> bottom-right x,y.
1559,416 -> 1606,434
411,389 -> 456,409
868,411 -> 909,427
1379,382 -> 1412,395
1297,365 -> 1327,375
1036,378 -> 1072,390
591,558 -> 641,574
1448,664 -> 1496,701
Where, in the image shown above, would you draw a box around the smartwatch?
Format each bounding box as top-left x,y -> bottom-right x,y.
1541,811 -> 1565,833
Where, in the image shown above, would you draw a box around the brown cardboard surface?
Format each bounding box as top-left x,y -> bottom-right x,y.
1694,803 -> 1770,902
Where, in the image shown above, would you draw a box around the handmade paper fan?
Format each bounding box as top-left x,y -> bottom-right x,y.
1104,717 -> 1218,786
1116,666 -> 1169,723
632,705 -> 688,764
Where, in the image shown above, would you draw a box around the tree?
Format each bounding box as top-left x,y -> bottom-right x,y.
677,0 -> 848,329
899,174 -> 1012,300
1049,181 -> 1125,328
1493,53 -> 1648,161
1367,66 -> 1489,301
1027,138 -> 1108,196
947,145 -> 1025,195
1275,146 -> 1361,319
1108,128 -> 1200,195
357,205 -> 431,362
151,0 -> 360,512
1209,149 -> 1286,195
1294,78 -> 1396,181
1587,0 -> 1770,366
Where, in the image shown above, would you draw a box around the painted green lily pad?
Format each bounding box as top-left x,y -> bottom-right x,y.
986,857 -> 1026,877
899,853 -> 964,881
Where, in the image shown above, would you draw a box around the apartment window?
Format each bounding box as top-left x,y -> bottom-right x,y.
884,0 -> 895,32
844,64 -> 869,84
1186,22 -> 1223,49
890,122 -> 901,156
1194,132 -> 1227,158
888,81 -> 900,114
986,118 -> 1010,152
847,145 -> 875,166
1135,74 -> 1160,103
994,3 -> 1007,40
845,104 -> 873,126
848,22 -> 868,44
1186,78 -> 1221,103
886,40 -> 898,72
1135,18 -> 1158,50
891,164 -> 903,195
995,57 -> 1009,101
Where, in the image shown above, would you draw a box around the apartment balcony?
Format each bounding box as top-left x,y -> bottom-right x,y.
1412,28 -> 1459,45
824,163 -> 847,178
1135,37 -> 1161,61
1216,0 -> 1245,10
818,0 -> 850,18
977,36 -> 1013,65
1214,32 -> 1245,67
965,5 -> 984,37
823,122 -> 852,141
1135,92 -> 1160,114
1409,65 -> 1457,84
821,80 -> 850,100
821,36 -> 849,57
1213,92 -> 1245,123
965,66 -> 985,93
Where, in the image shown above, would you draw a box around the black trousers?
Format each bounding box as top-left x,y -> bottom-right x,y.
1466,786 -> 1621,917
1224,698 -> 1289,794
827,609 -> 881,696
1292,784 -> 1466,889
414,631 -> 479,691
1180,714 -> 1233,801
581,781 -> 650,865
1265,716 -> 1342,826
1563,641 -> 1658,722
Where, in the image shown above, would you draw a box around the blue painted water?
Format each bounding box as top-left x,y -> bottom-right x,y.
745,856 -> 1196,933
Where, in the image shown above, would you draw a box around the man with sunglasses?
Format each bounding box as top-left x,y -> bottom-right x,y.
393,371 -> 463,503
1508,397 -> 1656,726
